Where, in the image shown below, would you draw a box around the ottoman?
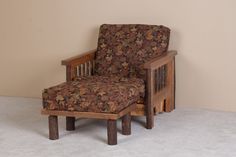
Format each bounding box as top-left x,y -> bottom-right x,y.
41,75 -> 144,145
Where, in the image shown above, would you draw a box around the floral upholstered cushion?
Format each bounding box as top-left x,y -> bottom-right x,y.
95,24 -> 170,80
42,75 -> 145,113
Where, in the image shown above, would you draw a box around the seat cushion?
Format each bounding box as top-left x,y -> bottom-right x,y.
42,75 -> 145,114
95,24 -> 170,80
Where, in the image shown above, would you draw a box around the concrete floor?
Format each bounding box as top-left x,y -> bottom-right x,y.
0,96 -> 236,157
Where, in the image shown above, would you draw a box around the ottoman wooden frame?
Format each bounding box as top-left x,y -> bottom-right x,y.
41,103 -> 135,145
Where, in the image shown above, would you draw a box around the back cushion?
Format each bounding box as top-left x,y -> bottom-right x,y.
95,24 -> 170,80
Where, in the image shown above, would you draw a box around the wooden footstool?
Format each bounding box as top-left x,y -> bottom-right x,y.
41,104 -> 135,145
41,76 -> 144,145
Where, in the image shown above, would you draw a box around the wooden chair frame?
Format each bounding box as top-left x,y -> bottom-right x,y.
41,49 -> 176,144
60,49 -> 177,129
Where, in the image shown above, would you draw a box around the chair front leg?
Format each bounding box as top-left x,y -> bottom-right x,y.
122,113 -> 131,135
146,69 -> 154,129
107,119 -> 117,145
48,115 -> 59,140
66,117 -> 75,131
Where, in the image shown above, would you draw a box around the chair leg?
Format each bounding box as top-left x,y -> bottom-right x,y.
48,115 -> 59,140
107,119 -> 117,145
146,106 -> 154,129
66,117 -> 75,131
165,98 -> 173,112
122,113 -> 131,135
146,68 -> 154,129
165,58 -> 175,112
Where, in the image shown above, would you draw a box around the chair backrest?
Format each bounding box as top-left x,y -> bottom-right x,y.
95,24 -> 170,80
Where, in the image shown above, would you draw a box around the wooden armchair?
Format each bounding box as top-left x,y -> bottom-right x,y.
41,24 -> 177,145
62,49 -> 176,129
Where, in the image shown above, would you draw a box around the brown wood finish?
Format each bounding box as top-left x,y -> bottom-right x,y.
42,109 -> 119,120
62,49 -> 96,82
154,101 -> 165,113
107,119 -> 117,145
60,49 -> 177,130
62,49 -> 176,117
174,58 -> 176,109
116,103 -> 136,118
66,117 -> 75,131
62,50 -> 177,115
153,87 -> 168,103
66,65 -> 72,82
165,58 -> 175,112
43,48 -> 177,145
122,113 -> 131,135
48,115 -> 59,140
143,51 -> 177,69
41,103 -> 136,120
43,104 -> 135,144
140,50 -> 177,128
131,103 -> 146,116
146,68 -> 154,129
61,49 -> 96,66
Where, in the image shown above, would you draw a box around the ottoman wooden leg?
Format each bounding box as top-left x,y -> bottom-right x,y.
107,119 -> 117,145
66,117 -> 75,131
49,115 -> 59,140
122,113 -> 131,135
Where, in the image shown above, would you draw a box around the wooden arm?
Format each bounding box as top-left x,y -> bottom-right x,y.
61,49 -> 96,81
61,49 -> 96,66
143,50 -> 177,70
145,50 -> 177,128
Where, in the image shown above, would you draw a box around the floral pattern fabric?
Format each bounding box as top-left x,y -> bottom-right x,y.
42,75 -> 145,113
95,24 -> 170,80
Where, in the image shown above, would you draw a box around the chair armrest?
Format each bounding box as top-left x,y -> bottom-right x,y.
143,50 -> 177,70
61,49 -> 96,66
144,50 -> 177,122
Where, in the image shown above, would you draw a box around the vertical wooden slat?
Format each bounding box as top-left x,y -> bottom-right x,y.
85,63 -> 87,76
161,66 -> 164,89
163,65 -> 167,87
80,64 -> 84,76
66,65 -> 77,81
170,58 -> 175,110
173,58 -> 176,109
66,65 -> 72,82
92,60 -> 95,75
158,67 -> 161,90
155,69 -> 158,92
78,65 -> 80,76
87,62 -> 90,76
88,61 -> 91,76
73,67 -> 77,80
84,63 -> 87,76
